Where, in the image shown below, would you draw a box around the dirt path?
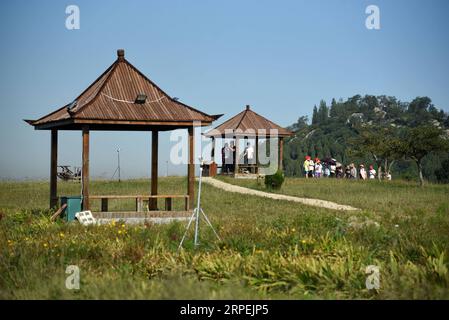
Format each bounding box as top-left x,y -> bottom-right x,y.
202,177 -> 359,211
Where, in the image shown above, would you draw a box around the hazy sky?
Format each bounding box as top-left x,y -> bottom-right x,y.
1,0 -> 448,179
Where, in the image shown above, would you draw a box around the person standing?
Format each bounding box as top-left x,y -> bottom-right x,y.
315,160 -> 323,178
308,158 -> 315,178
221,144 -> 226,173
230,141 -> 236,173
350,163 -> 357,179
224,143 -> 232,174
359,164 -> 367,180
243,142 -> 254,166
324,163 -> 330,177
369,165 -> 376,179
303,156 -> 311,179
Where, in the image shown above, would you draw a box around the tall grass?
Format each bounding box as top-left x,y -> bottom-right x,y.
1,177 -> 448,299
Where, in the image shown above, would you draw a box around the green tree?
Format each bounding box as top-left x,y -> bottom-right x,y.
435,159 -> 449,183
318,100 -> 328,124
312,105 -> 318,125
402,125 -> 449,186
349,126 -> 404,181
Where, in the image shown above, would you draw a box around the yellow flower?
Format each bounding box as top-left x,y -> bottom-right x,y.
118,230 -> 122,235
59,232 -> 65,238
43,243 -> 48,248
301,240 -> 307,244
291,228 -> 296,232
121,224 -> 125,228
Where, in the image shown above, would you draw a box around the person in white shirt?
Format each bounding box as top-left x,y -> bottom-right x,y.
369,165 -> 376,179
359,164 -> 367,180
308,159 -> 315,178
315,161 -> 323,178
243,142 -> 254,165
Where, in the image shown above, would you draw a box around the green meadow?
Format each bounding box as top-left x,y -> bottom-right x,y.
1,177 -> 449,299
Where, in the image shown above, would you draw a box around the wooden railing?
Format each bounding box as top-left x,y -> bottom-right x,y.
89,195 -> 189,213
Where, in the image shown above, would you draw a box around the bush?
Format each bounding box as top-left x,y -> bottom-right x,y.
264,170 -> 285,190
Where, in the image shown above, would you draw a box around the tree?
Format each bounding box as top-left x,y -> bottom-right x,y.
435,159 -> 449,183
402,125 -> 449,186
312,105 -> 318,125
407,97 -> 433,126
349,126 -> 404,181
318,100 -> 329,124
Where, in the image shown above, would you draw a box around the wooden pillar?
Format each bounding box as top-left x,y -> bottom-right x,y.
187,126 -> 195,209
101,198 -> 108,212
82,126 -> 90,210
150,130 -> 158,210
234,136 -> 240,175
50,130 -> 58,208
255,136 -> 259,174
211,137 -> 215,162
279,137 -> 284,171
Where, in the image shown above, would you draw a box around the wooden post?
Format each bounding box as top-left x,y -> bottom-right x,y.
165,198 -> 172,211
211,137 -> 215,162
101,198 -> 108,212
279,137 -> 284,171
150,130 -> 158,210
82,126 -> 90,210
255,135 -> 259,174
50,129 -> 58,208
187,126 -> 194,209
235,136 -> 240,175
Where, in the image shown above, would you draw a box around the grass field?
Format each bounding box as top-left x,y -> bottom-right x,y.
1,177 -> 449,299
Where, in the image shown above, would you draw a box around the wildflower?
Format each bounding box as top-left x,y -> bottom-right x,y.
59,232 -> 65,238
301,240 -> 307,244
291,228 -> 296,233
43,243 -> 48,248
118,230 -> 122,235
121,224 -> 125,228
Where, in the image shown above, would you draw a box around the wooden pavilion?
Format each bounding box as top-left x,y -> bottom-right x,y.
25,49 -> 220,214
204,105 -> 294,176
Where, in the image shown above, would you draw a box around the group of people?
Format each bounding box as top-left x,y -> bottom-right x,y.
303,156 -> 388,180
221,142 -> 255,174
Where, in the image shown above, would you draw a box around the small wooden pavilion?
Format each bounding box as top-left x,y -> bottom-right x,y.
204,105 -> 294,176
25,49 -> 220,214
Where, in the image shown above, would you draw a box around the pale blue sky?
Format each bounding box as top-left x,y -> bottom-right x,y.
1,0 -> 448,179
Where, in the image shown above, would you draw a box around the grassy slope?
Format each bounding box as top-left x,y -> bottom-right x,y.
1,177 -> 449,299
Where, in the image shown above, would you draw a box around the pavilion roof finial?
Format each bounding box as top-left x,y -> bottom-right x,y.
117,49 -> 125,60
246,104 -> 250,110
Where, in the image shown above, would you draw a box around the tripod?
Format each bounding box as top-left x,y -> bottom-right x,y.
178,159 -> 221,250
111,148 -> 121,182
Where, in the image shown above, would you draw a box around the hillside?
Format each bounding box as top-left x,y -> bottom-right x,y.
283,95 -> 449,181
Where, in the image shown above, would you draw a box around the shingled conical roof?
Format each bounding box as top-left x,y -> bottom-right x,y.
26,49 -> 220,130
204,105 -> 293,138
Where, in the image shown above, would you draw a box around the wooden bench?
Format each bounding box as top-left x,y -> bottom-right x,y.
89,195 -> 189,212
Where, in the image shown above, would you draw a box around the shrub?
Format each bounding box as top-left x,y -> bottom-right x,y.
265,170 -> 285,190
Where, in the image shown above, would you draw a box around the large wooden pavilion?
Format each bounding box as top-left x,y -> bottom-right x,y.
204,105 -> 294,176
25,49 -> 220,213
